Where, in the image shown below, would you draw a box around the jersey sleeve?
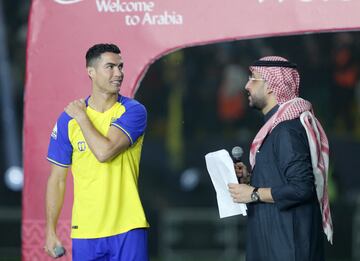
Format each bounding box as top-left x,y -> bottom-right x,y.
47,112 -> 73,167
111,101 -> 147,145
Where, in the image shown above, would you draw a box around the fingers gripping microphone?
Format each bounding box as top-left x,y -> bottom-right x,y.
231,146 -> 244,163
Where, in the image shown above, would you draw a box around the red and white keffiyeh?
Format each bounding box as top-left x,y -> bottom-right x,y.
249,56 -> 333,243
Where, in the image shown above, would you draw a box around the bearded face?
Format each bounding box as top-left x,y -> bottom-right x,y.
249,56 -> 300,105
245,72 -> 268,111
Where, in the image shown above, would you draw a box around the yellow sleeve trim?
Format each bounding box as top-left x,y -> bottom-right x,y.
47,157 -> 71,168
111,123 -> 134,144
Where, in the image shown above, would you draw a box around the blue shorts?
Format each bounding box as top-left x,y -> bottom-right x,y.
72,228 -> 149,261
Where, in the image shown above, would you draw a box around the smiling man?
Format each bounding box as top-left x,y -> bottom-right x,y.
44,43 -> 149,260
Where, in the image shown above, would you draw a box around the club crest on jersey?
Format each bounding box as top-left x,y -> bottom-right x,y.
51,123 -> 58,140
77,141 -> 86,152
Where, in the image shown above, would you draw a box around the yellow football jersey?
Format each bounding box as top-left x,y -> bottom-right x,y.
47,95 -> 149,238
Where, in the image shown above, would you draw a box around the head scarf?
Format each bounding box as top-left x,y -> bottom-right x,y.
248,56 -> 333,243
249,56 -> 300,104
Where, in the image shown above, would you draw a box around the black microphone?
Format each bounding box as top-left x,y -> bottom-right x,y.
231,146 -> 244,163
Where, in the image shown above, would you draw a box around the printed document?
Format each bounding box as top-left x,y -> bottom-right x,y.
205,149 -> 247,218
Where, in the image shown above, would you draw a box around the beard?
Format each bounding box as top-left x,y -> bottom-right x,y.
249,95 -> 267,111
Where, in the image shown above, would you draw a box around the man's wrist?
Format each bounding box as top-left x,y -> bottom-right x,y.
256,188 -> 274,203
250,187 -> 260,202
46,228 -> 56,235
46,224 -> 56,236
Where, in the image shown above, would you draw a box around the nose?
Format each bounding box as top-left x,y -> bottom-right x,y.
245,81 -> 251,91
114,67 -> 123,77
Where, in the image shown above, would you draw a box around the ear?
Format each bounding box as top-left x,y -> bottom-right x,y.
87,67 -> 95,79
264,82 -> 272,95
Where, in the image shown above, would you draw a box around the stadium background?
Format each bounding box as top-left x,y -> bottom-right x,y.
1,0 -> 360,260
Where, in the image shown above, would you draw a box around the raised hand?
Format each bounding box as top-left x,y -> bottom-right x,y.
65,99 -> 87,122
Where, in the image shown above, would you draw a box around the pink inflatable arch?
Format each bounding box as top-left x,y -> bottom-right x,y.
23,0 -> 360,259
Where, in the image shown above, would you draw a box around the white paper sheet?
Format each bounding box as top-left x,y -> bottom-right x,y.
205,149 -> 247,218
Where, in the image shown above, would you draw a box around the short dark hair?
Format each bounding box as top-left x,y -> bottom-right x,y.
85,43 -> 121,67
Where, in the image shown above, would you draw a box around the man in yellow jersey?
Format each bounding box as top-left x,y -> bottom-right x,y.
44,43 -> 149,260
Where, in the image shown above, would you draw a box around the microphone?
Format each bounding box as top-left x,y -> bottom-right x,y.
231,146 -> 243,163
54,246 -> 66,258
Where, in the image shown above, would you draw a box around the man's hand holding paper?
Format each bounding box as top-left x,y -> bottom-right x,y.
205,149 -> 247,218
